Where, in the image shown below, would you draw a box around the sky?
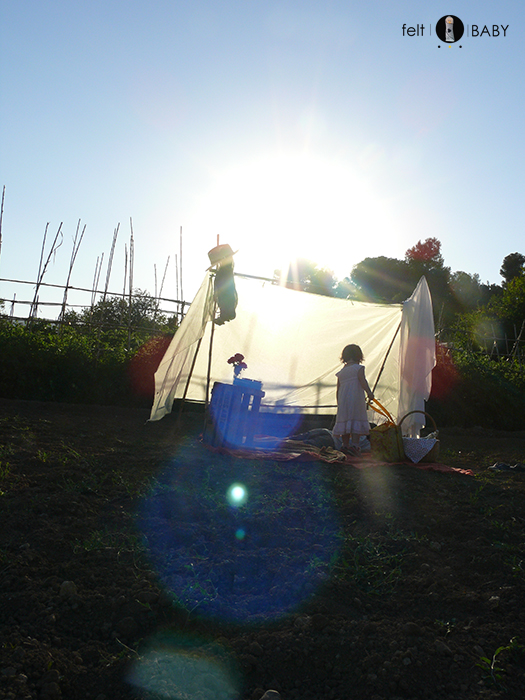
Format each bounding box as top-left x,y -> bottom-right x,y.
1,1 -> 523,319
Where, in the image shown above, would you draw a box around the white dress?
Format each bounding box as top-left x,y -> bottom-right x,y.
333,363 -> 370,436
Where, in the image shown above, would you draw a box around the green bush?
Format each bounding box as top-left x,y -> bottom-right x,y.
0,317 -> 173,407
428,348 -> 525,429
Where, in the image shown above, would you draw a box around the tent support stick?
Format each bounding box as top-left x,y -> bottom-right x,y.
372,321 -> 402,395
176,335 -> 204,426
204,301 -> 217,428
177,272 -> 214,430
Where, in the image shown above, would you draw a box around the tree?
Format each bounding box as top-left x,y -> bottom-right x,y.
403,238 -> 453,328
478,282 -> 503,306
274,259 -> 337,296
449,271 -> 484,313
333,276 -> 358,299
492,275 -> 525,331
499,252 -> 525,285
405,237 -> 444,268
350,256 -> 412,302
80,289 -> 176,332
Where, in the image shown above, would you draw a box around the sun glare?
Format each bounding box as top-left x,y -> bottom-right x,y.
188,152 -> 394,281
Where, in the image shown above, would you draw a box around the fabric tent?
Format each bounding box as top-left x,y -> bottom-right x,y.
397,275 -> 436,436
150,272 -> 435,436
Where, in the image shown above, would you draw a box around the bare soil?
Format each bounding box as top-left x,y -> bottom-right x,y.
1,399 -> 525,700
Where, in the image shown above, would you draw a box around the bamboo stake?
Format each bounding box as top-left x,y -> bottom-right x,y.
30,222 -> 63,320
205,299 -> 217,411
59,219 -> 86,324
91,254 -> 104,308
179,225 -> 183,312
103,224 -> 119,303
0,185 -> 5,266
123,245 -> 128,300
93,223 -> 119,360
204,299 -> 217,433
175,253 -> 179,322
491,324 -> 498,357
32,223 -> 48,317
159,256 -> 169,299
156,256 -> 169,324
177,335 -> 204,429
127,219 -> 135,353
179,274 -> 214,429
511,319 -> 525,359
153,264 -> 158,324
372,321 -> 402,395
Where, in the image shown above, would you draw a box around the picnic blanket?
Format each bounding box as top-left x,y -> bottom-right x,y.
204,439 -> 474,476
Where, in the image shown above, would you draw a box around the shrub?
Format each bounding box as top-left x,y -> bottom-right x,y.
428,347 -> 525,429
0,317 -> 174,407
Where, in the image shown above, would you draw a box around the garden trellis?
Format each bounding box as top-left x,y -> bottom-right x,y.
0,276 -> 186,333
0,204 -> 188,347
438,321 -> 525,364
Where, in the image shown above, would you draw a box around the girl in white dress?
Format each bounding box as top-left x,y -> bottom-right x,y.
334,344 -> 374,455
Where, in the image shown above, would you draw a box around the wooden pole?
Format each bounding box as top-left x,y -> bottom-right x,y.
205,299 -> 217,409
31,223 -> 48,318
123,245 -> 128,300
0,185 -> 5,266
174,253 -> 179,323
179,225 -> 183,314
203,256 -> 219,427
127,219 -> 135,353
59,220 -> 86,326
372,321 -> 402,395
91,254 -> 104,308
159,256 -> 169,299
103,224 -> 119,303
30,223 -> 63,321
172,271 -> 214,429
176,335 -> 204,429
511,319 -> 525,359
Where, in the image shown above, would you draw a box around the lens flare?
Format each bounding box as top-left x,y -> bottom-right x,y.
127,633 -> 240,700
227,483 -> 248,507
138,443 -> 341,624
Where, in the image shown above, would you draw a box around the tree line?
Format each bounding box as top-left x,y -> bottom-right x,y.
275,239 -> 525,350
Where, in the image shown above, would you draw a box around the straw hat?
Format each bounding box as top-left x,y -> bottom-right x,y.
207,243 -> 238,269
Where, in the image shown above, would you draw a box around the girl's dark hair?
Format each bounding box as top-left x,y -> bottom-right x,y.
341,344 -> 364,364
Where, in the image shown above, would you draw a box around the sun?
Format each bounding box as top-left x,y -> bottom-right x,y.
187,151 -> 394,281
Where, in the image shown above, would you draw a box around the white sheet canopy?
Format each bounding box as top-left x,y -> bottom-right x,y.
150,273 -> 436,434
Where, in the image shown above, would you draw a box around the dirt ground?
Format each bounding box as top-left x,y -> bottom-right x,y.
1,399 -> 525,700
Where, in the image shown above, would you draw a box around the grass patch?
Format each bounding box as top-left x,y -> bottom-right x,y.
334,530 -> 409,595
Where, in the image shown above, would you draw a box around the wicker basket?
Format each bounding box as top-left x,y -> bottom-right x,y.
370,422 -> 405,462
369,399 -> 404,462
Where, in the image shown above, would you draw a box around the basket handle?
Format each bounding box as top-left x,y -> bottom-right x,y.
368,398 -> 396,425
398,410 -> 437,434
